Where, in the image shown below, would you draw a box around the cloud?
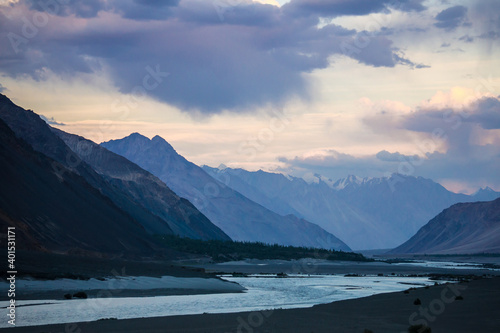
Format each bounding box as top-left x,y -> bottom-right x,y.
470,0 -> 500,37
463,97 -> 500,130
375,150 -> 419,162
39,114 -> 65,126
283,0 -> 389,18
110,0 -> 179,21
278,149 -> 390,179
434,5 -> 468,30
478,31 -> 500,40
0,83 -> 5,92
25,0 -> 106,18
0,0 -> 426,114
280,94 -> 500,191
23,0 -> 181,20
397,96 -> 500,133
283,0 -> 426,18
393,52 -> 430,69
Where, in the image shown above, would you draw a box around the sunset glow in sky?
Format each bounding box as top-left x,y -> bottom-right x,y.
1,0 -> 499,193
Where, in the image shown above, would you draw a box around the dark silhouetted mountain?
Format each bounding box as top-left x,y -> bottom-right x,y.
53,128 -> 229,241
202,167 -> 500,250
0,117 -> 162,255
0,94 -> 227,241
391,198 -> 500,254
102,134 -> 351,251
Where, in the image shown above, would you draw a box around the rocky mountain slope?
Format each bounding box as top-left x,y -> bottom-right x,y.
102,134 -> 351,251
0,94 -> 228,242
391,198 -> 500,254
0,117 -> 161,255
203,166 -> 500,250
54,129 -> 229,241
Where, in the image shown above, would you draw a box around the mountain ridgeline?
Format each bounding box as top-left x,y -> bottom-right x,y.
1,93 -> 498,257
0,94 -> 358,259
202,166 -> 500,250
0,94 -> 228,244
52,129 -> 229,241
391,198 -> 500,254
101,134 -> 352,251
0,116 -> 162,255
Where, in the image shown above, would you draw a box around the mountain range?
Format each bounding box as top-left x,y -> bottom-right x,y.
52,128 -> 229,241
0,94 -> 230,256
202,166 -> 500,250
391,197 -> 500,254
101,134 -> 351,251
0,115 -> 162,255
2,92 -> 498,255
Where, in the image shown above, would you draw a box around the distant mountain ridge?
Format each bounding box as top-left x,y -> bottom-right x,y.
53,129 -> 229,241
391,198 -> 500,254
0,94 -> 229,249
471,187 -> 500,202
102,134 -> 351,251
0,116 -> 162,255
202,166 -> 500,250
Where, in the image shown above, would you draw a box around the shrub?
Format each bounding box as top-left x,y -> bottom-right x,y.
63,293 -> 72,299
413,298 -> 421,305
363,330 -> 374,333
73,291 -> 88,299
408,324 -> 431,333
455,295 -> 464,300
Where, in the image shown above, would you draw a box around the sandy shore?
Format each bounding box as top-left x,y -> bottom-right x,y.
1,251 -> 247,300
1,276 -> 245,301
4,276 -> 499,333
200,258 -> 500,276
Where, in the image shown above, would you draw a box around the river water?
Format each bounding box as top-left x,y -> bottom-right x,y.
1,274 -> 440,328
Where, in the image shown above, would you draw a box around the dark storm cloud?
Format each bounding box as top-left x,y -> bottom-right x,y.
465,97 -> 500,129
394,97 -> 500,132
283,0 -> 426,18
283,0 -> 389,17
23,0 -> 180,20
110,0 -> 180,21
434,5 -> 468,30
25,0 -> 106,18
0,0 -> 427,113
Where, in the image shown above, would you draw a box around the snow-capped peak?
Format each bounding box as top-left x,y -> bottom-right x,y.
217,163 -> 228,170
332,175 -> 365,190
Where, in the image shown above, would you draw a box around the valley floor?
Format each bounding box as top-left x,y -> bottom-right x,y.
4,276 -> 500,333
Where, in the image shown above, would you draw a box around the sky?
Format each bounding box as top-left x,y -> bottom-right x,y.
0,0 -> 499,193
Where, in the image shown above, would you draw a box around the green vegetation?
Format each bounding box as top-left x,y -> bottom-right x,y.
157,235 -> 370,262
